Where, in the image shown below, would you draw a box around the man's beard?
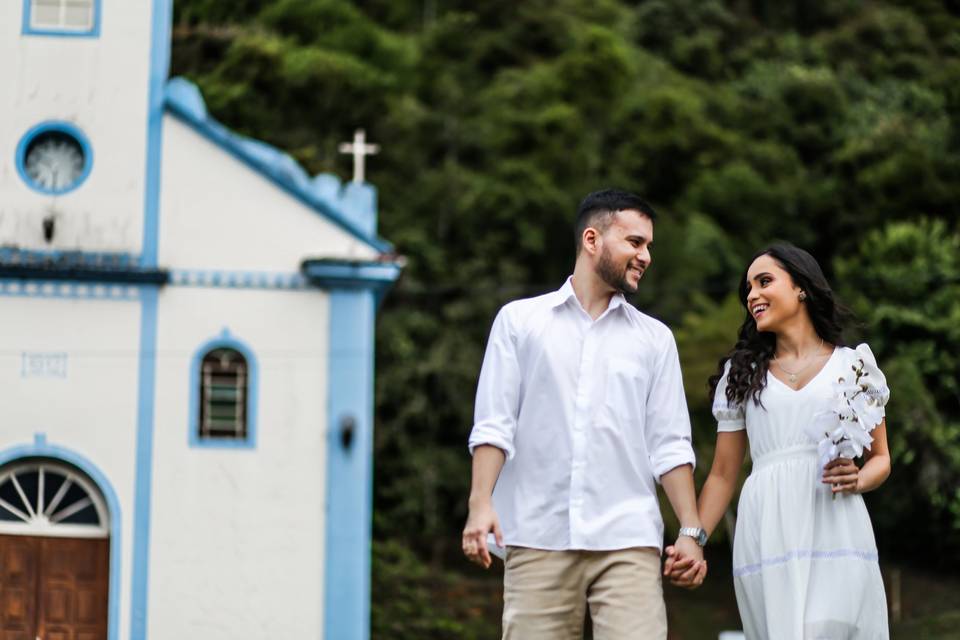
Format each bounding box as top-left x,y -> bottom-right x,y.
597,246 -> 639,294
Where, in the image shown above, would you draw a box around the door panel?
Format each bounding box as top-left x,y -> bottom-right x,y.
37,538 -> 109,640
0,535 -> 37,640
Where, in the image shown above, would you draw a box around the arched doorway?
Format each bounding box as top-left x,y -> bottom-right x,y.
0,461 -> 109,640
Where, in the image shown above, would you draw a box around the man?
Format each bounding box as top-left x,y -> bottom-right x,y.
463,189 -> 707,639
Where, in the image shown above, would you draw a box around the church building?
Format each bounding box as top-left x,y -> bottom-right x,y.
0,1 -> 400,639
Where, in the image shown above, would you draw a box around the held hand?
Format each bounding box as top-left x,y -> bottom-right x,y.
822,457 -> 860,495
663,538 -> 707,589
462,498 -> 503,569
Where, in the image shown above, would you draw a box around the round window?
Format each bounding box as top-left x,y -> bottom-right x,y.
16,122 -> 93,195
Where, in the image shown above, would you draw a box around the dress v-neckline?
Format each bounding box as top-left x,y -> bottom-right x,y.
767,346 -> 839,393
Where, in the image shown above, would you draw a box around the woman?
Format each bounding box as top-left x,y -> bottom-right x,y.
672,243 -> 891,639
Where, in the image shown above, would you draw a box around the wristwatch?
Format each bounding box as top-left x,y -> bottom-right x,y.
678,527 -> 708,547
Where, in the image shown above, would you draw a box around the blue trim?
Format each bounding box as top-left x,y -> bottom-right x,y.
129,0 -> 172,627
0,248 -> 138,267
0,264 -> 168,285
141,0 -> 172,269
0,434 -> 121,640
164,78 -> 393,255
0,279 -> 140,300
21,0 -> 102,37
301,260 -> 401,288
302,260 -> 401,308
170,269 -> 309,290
130,286 -> 159,639
324,289 -> 376,640
188,329 -> 259,450
15,121 -> 93,195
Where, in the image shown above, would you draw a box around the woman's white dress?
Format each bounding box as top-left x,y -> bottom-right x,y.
713,345 -> 890,640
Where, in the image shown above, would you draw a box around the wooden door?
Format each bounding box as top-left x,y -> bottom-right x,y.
0,535 -> 108,640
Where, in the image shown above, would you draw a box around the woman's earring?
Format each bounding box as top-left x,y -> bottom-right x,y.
799,291 -> 807,302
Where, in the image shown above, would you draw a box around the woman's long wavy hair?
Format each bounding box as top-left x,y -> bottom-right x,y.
708,243 -> 853,407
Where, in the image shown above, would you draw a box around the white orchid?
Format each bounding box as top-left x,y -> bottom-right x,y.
806,344 -> 888,498
855,344 -> 888,395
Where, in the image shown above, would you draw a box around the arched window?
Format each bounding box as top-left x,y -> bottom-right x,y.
199,348 -> 249,440
189,330 -> 258,448
0,461 -> 109,538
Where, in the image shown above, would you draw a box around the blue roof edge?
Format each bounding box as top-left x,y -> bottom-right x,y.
163,77 -> 393,254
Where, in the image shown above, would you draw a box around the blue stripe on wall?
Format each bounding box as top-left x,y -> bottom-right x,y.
130,0 -> 172,635
141,0 -> 172,268
324,288 -> 376,640
131,286 -> 159,638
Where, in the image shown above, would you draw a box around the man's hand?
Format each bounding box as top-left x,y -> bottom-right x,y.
663,537 -> 707,589
462,498 -> 503,569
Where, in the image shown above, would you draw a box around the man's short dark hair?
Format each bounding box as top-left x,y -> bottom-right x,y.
574,189 -> 657,254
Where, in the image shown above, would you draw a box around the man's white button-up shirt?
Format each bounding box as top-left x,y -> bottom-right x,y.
468,277 -> 695,551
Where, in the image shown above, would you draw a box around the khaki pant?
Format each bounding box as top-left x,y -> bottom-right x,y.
502,546 -> 667,640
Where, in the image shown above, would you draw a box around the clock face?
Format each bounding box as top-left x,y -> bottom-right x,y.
23,132 -> 87,193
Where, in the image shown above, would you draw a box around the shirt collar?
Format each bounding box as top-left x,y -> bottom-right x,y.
551,276 -> 627,313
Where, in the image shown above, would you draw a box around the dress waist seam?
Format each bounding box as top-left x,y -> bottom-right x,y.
752,444 -> 818,470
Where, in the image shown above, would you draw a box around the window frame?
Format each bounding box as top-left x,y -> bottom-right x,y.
188,329 -> 258,449
22,0 -> 102,38
15,121 -> 94,196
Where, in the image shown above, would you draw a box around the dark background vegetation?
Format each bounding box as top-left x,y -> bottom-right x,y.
170,1 -> 960,636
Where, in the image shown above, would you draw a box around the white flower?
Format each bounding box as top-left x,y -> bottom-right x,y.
818,440 -> 839,471
806,410 -> 840,443
850,391 -> 884,433
838,420 -> 872,456
855,343 -> 890,402
837,438 -> 860,459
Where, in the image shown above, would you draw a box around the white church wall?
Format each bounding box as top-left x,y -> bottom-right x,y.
0,2 -> 153,254
159,115 -> 379,274
149,285 -> 330,639
0,291 -> 141,638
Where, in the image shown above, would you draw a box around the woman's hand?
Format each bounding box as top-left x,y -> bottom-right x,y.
663,541 -> 707,589
822,457 -> 860,495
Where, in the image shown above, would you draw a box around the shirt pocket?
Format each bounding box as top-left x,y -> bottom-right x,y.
603,356 -> 649,426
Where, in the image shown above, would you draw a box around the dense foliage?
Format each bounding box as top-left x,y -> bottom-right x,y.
170,0 -> 960,631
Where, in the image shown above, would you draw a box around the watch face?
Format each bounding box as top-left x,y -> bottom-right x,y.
24,131 -> 86,193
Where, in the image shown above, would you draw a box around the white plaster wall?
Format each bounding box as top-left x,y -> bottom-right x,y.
159,115 -> 379,272
149,286 -> 330,639
0,293 -> 141,638
0,2 -> 152,253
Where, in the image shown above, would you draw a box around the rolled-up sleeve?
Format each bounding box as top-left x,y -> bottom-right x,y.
468,307 -> 522,460
644,332 -> 696,481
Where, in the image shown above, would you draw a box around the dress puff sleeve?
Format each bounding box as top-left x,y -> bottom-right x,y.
713,360 -> 745,432
848,343 -> 890,426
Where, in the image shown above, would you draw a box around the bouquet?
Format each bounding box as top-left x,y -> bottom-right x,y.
804,344 -> 888,497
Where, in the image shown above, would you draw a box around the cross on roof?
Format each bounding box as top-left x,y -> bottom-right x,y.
338,129 -> 380,184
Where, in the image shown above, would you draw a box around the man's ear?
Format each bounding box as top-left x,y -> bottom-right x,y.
582,227 -> 599,256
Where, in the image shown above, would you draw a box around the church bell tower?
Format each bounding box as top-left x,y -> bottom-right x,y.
0,0 -> 171,262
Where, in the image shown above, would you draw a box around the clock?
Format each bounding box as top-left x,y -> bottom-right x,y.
16,123 -> 92,195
